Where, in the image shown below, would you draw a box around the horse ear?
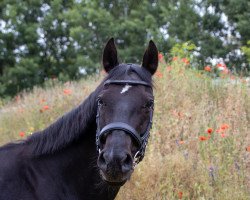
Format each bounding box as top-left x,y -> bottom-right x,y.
102,38 -> 119,73
142,40 -> 158,75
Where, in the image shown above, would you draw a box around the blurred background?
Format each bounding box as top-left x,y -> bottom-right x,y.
0,0 -> 250,98
0,1 -> 250,198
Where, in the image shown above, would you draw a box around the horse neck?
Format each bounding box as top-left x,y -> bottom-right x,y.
30,124 -> 120,199
28,90 -> 99,156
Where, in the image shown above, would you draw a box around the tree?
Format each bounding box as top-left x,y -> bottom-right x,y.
0,0 -> 162,97
0,0 -> 249,97
0,0 -> 78,96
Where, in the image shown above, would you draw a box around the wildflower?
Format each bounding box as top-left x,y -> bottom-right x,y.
172,56 -> 178,61
246,146 -> 250,152
220,124 -> 229,130
63,89 -> 72,95
204,66 -> 212,72
43,105 -> 49,110
19,132 -> 25,137
207,128 -> 213,134
199,136 -> 209,141
217,63 -> 227,69
216,63 -> 229,74
181,58 -> 190,65
158,53 -> 164,61
220,133 -> 226,138
176,140 -> 185,146
155,70 -> 163,78
178,191 -> 183,199
40,105 -> 50,113
179,140 -> 185,144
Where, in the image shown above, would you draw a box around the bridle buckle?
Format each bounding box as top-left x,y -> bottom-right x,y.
133,151 -> 141,168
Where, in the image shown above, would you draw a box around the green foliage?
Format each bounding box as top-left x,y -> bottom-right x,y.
0,0 -> 162,97
0,0 -> 250,97
170,41 -> 197,61
241,41 -> 250,63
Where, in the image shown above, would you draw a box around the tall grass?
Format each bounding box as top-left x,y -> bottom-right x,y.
0,60 -> 249,199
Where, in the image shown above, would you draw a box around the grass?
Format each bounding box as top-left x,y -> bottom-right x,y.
0,60 -> 249,199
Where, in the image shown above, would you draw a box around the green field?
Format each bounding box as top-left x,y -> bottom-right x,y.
0,60 -> 249,199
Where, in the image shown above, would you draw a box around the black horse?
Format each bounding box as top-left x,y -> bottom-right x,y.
0,38 -> 158,200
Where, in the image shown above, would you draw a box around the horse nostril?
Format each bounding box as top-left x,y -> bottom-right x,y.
121,153 -> 133,173
98,151 -> 107,171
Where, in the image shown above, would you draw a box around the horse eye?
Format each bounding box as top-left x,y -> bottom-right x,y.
97,98 -> 105,106
144,100 -> 154,109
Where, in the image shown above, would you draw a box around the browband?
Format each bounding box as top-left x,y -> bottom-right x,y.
104,80 -> 151,87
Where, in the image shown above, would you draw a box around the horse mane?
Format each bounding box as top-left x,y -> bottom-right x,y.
25,64 -> 152,156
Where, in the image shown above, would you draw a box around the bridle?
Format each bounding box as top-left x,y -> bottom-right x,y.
96,79 -> 154,167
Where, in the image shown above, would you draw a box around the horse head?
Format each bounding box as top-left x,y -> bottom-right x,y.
96,38 -> 158,186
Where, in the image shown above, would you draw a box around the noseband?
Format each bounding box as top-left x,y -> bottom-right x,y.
96,79 -> 154,167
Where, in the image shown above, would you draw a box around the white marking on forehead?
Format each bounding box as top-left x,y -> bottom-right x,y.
120,84 -> 132,94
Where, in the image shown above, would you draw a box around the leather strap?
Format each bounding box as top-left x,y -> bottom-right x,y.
104,80 -> 151,87
98,122 -> 142,147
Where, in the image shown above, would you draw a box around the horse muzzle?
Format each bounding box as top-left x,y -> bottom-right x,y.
97,147 -> 134,185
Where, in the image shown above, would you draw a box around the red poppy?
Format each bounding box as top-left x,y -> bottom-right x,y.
216,63 -> 229,74
155,70 -> 163,78
43,105 -> 49,110
179,140 -> 185,145
172,56 -> 178,61
220,133 -> 226,138
19,132 -> 25,137
217,63 -> 227,68
220,124 -> 229,130
246,146 -> 250,152
181,58 -> 190,65
199,136 -> 209,141
63,89 -> 72,95
178,191 -> 183,199
207,128 -> 213,134
158,53 -> 164,61
204,66 -> 212,72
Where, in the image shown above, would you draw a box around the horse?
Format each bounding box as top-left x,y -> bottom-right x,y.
0,38 -> 158,200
